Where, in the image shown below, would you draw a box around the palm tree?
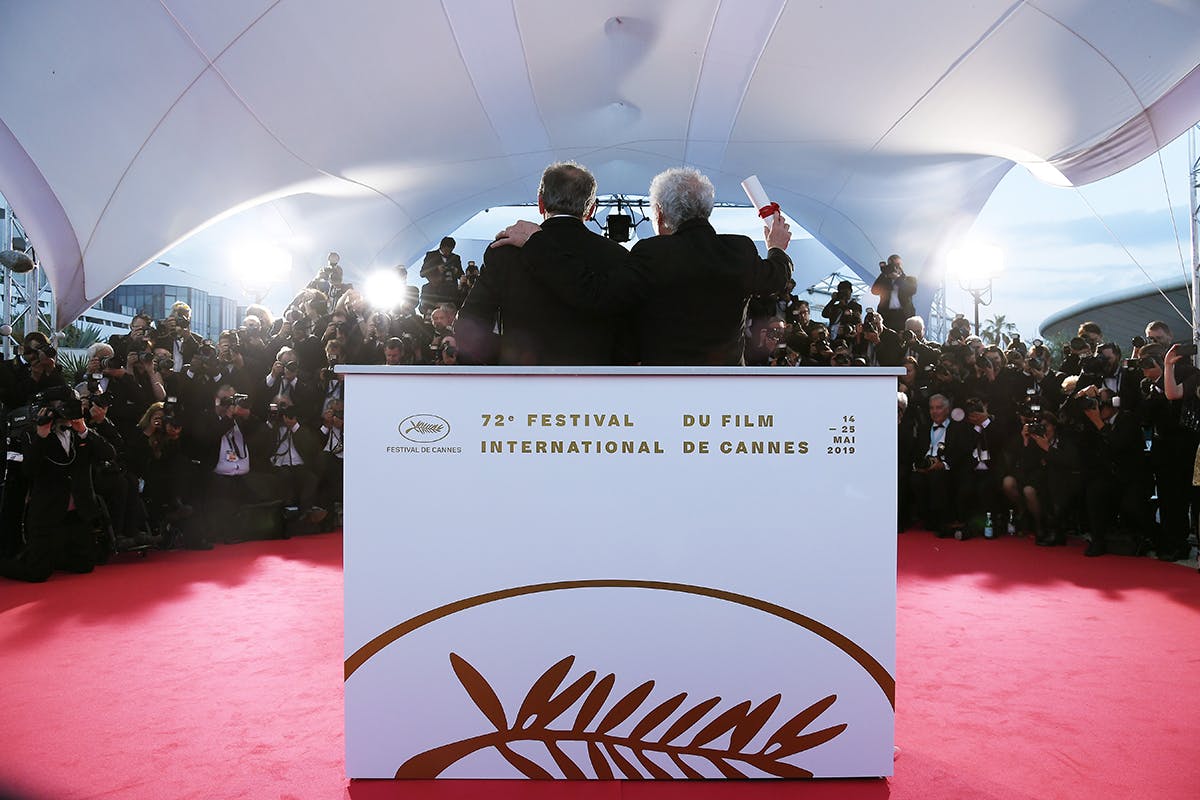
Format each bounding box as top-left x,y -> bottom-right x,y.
981,314 -> 1018,347
59,323 -> 103,349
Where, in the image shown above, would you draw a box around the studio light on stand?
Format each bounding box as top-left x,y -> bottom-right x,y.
363,269 -> 407,309
948,244 -> 1004,336
234,243 -> 293,305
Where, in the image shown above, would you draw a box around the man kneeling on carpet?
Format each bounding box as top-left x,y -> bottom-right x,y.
0,386 -> 115,582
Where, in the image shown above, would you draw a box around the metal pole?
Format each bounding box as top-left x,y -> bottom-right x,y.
1191,125 -> 1199,346
1,201 -> 9,359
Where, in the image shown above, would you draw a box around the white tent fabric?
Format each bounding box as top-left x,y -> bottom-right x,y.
3,0 -> 1200,324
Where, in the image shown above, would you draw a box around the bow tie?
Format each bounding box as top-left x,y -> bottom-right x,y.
932,423 -> 944,429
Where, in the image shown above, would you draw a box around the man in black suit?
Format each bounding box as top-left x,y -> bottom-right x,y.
420,236 -> 464,313
871,254 -> 918,333
457,161 -> 633,365
910,393 -> 973,537
493,166 -> 792,366
159,301 -> 206,372
0,388 -> 114,582
193,384 -> 268,545
1075,385 -> 1148,556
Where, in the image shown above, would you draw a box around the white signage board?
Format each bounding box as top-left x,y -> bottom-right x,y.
342,367 -> 898,780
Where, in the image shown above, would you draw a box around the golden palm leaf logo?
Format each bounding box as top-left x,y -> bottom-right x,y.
398,414 -> 450,442
396,653 -> 846,779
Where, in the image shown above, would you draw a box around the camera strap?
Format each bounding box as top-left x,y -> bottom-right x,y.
224,426 -> 243,460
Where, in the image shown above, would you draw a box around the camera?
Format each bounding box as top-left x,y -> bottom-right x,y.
30,386 -> 83,423
218,393 -> 252,410
139,351 -> 155,363
1079,355 -> 1105,375
442,344 -> 458,359
964,398 -> 987,415
916,442 -> 945,470
1131,335 -> 1146,350
1027,420 -> 1047,437
1176,343 -> 1199,358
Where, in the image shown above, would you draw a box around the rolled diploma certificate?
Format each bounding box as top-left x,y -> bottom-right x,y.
741,175 -> 780,218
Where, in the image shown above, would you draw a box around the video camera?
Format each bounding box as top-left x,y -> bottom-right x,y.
30,385 -> 84,424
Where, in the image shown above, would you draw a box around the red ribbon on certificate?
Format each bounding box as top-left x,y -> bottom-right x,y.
757,201 -> 781,219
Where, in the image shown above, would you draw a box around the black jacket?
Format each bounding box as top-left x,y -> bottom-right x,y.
522,217 -> 792,365
457,216 -> 634,365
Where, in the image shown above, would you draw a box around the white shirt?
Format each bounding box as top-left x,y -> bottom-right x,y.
212,420 -> 250,476
270,422 -> 305,468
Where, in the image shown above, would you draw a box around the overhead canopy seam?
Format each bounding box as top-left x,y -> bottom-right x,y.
155,0 -> 419,243
816,0 -> 1027,247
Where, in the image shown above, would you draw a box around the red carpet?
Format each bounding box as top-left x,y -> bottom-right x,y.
2,531 -> 1199,799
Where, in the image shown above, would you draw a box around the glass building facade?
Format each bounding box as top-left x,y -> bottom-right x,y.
99,285 -> 239,341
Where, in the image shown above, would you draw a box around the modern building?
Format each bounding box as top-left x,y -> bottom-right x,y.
1040,277 -> 1191,347
97,284 -> 239,341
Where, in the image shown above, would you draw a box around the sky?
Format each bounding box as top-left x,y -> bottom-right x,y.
957,132 -> 1195,338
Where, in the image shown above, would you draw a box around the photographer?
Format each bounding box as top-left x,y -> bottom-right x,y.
196,385 -> 270,543
7,334 -> 67,408
910,393 -> 972,538
956,396 -> 1010,539
1085,341 -> 1141,415
747,318 -> 787,366
127,400 -> 199,547
316,398 -> 345,519
214,330 -> 255,396
236,314 -> 272,376
1059,336 -> 1092,377
383,335 -> 417,366
264,346 -> 316,422
871,254 -> 918,333
457,261 -> 480,307
160,301 -> 205,372
252,396 -> 326,526
820,280 -> 861,340
307,252 -> 350,305
79,388 -> 154,550
318,340 -> 346,405
899,317 -> 939,369
1142,343 -> 1199,561
0,387 -> 114,582
1008,411 -> 1081,545
179,341 -> 226,430
1073,384 -> 1148,557
420,236 -> 464,313
108,313 -> 155,362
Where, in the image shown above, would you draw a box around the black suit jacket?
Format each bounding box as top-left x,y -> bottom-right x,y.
522,217 -> 793,366
871,274 -> 917,320
457,216 -> 633,365
23,426 -> 115,526
911,418 -> 974,472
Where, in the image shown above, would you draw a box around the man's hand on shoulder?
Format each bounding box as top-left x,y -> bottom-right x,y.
491,220 -> 542,249
765,212 -> 791,251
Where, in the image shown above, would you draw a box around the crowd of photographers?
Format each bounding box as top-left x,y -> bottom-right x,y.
2,240 -> 1195,580
892,316 -> 1200,562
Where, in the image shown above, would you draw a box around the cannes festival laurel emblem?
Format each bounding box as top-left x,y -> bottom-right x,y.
395,653 -> 846,779
399,414 -> 450,443
345,580 -> 895,780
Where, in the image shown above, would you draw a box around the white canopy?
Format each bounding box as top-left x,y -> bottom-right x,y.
3,0 -> 1200,324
